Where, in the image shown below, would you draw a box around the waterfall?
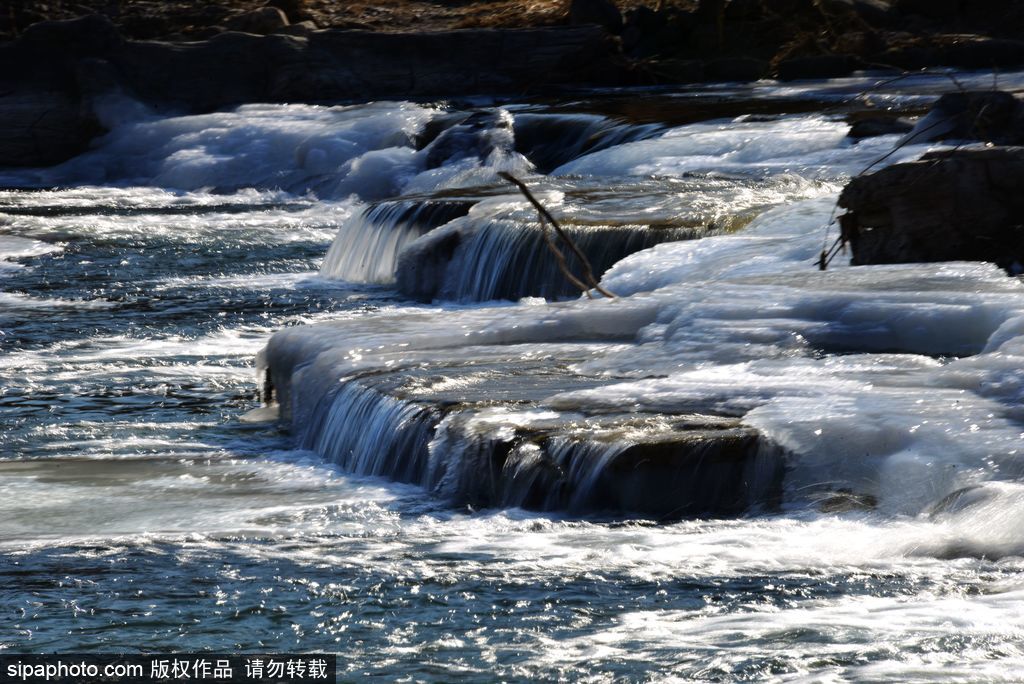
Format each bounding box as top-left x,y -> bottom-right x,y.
396,216 -> 706,302
511,113 -> 664,173
292,373 -> 784,518
319,197 -> 473,283
300,378 -> 440,484
429,419 -> 784,516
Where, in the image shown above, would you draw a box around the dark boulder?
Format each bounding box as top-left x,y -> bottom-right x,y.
0,92 -> 100,167
899,91 -> 1024,146
838,147 -> 1024,273
846,115 -> 914,139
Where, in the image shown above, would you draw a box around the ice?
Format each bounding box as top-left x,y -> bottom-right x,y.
266,191 -> 1024,522
553,116 -> 931,179
7,102 -> 438,198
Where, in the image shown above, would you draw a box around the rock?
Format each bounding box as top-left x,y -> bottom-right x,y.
266,0 -> 309,22
17,14 -> 123,57
899,91 -> 1024,146
846,115 -> 914,139
694,0 -> 729,23
0,92 -> 98,167
101,25 -> 624,110
761,0 -> 818,14
838,147 -> 1024,273
569,0 -> 623,34
776,53 -> 863,79
266,339 -> 786,518
395,224 -> 464,303
423,110 -> 514,168
587,428 -> 784,516
276,20 -> 318,36
223,7 -> 290,35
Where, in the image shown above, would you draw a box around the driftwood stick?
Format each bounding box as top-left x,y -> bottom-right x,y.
498,172 -> 616,298
538,213 -> 594,298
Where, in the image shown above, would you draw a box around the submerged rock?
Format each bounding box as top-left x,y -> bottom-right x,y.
838,147 -> 1024,273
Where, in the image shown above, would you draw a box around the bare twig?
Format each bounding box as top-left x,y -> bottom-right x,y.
537,212 -> 595,298
499,172 -> 616,299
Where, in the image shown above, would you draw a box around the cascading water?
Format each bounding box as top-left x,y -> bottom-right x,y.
6,69 -> 1024,680
396,214 -> 704,302
319,197 -> 474,283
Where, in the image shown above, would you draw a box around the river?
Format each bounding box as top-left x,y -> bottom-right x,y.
2,71 -> 1024,682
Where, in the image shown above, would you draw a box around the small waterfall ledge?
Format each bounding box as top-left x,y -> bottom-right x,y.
257,288 -> 791,518
265,358 -> 784,518
320,173 -> 812,300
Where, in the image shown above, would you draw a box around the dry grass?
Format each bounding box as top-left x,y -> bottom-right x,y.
3,0 -> 701,39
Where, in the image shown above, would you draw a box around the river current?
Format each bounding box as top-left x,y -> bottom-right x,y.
2,72 -> 1024,682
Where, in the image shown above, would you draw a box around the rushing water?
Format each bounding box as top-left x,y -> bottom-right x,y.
3,71 -> 1024,682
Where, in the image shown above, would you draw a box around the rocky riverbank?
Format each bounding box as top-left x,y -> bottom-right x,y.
4,1 -> 1024,168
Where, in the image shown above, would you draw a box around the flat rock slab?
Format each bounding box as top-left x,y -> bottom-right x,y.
284,355 -> 784,519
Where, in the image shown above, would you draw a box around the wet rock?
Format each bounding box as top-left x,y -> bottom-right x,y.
569,0 -> 623,35
275,351 -> 786,518
899,91 -> 1024,146
423,110 -> 514,169
103,25 -> 624,109
586,429 -> 784,517
817,489 -> 878,513
846,115 -> 914,139
395,222 -> 465,302
838,147 -> 1024,273
0,92 -> 99,167
396,217 -> 704,303
223,7 -> 290,35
